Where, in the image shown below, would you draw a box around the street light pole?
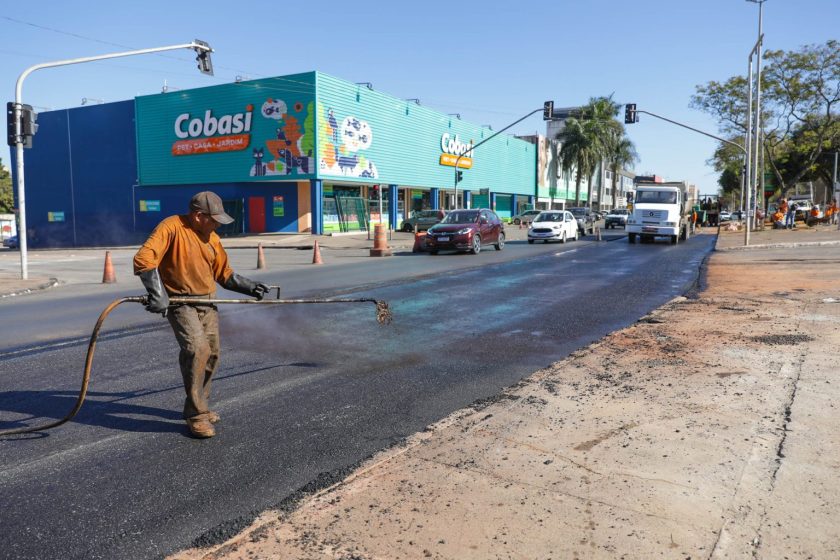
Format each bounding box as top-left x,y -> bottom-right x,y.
747,0 -> 767,233
11,40 -> 213,279
454,107 -> 544,209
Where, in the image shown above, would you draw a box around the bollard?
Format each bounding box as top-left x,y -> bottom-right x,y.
595,226 -> 602,242
102,251 -> 116,284
369,224 -> 392,257
256,243 -> 266,269
312,240 -> 323,264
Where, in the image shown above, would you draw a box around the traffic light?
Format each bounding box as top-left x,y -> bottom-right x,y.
6,102 -> 38,148
6,102 -> 16,147
543,100 -> 554,120
371,184 -> 380,198
193,40 -> 214,76
624,103 -> 637,124
455,170 -> 463,183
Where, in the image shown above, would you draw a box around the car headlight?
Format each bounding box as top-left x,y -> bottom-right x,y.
664,221 -> 677,227
456,228 -> 472,235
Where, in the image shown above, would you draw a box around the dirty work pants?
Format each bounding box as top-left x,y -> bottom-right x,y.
167,304 -> 220,420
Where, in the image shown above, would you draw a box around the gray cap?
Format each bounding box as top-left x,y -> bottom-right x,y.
189,191 -> 234,225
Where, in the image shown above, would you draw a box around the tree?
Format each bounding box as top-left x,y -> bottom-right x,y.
556,96 -> 623,206
0,158 -> 13,214
556,117 -> 594,206
608,136 -> 639,208
691,40 -> 840,195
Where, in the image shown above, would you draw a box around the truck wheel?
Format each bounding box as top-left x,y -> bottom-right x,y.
628,233 -> 636,244
671,234 -> 679,245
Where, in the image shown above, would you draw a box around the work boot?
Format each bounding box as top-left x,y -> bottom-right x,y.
187,417 -> 215,438
208,411 -> 221,424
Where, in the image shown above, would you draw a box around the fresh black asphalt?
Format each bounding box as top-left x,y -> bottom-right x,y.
0,233 -> 714,559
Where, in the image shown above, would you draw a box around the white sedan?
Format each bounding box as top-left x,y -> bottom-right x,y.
527,211 -> 579,244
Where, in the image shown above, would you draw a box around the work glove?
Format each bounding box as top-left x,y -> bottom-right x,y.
223,273 -> 270,300
138,269 -> 170,316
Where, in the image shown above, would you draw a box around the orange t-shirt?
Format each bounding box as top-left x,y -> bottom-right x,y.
133,215 -> 233,296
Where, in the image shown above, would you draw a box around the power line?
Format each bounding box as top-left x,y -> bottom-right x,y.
0,15 -> 265,79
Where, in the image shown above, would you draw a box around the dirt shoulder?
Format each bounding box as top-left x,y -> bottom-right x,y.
170,236 -> 840,560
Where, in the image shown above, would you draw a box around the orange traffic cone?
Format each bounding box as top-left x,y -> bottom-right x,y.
102,251 -> 116,284
312,240 -> 323,264
256,243 -> 266,269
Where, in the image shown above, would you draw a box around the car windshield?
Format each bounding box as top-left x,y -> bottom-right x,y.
536,212 -> 562,222
570,209 -> 586,216
610,209 -> 628,215
442,211 -> 479,224
636,191 -> 678,204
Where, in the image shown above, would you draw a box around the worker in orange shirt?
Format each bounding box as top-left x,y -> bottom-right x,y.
827,200 -> 837,224
134,192 -> 269,438
772,209 -> 785,228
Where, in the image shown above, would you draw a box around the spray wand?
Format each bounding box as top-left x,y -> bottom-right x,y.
0,289 -> 392,437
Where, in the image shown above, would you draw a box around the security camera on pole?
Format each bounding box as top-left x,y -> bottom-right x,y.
8,40 -> 214,279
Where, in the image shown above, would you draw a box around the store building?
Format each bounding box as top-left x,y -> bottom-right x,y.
13,71 -> 536,247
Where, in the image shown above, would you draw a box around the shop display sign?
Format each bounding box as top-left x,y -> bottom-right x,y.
136,74 -> 316,186
48,211 -> 65,222
273,196 -> 285,217
139,200 -> 161,212
439,133 -> 473,168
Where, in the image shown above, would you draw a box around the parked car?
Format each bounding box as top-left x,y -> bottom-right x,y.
425,208 -> 505,255
605,208 -> 629,229
719,211 -> 732,222
401,209 -> 445,232
527,211 -> 578,244
511,209 -> 542,226
2,235 -> 18,249
568,207 -> 595,235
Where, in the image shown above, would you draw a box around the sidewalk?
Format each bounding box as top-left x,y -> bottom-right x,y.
165,224 -> 840,560
0,225 -> 537,297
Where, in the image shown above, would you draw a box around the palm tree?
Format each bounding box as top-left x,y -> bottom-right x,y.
556,117 -> 596,206
556,96 -> 622,207
608,136 -> 639,208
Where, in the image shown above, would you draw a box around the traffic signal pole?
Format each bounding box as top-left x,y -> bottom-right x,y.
11,40 -> 213,279
626,106 -> 753,247
453,106 -> 545,209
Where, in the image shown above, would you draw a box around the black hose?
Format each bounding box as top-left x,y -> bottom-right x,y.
0,294 -> 392,437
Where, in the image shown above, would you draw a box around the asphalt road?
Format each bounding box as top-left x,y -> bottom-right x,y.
0,232 -> 715,560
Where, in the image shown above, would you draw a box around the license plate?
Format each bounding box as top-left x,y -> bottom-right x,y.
642,227 -> 657,232
437,236 -> 449,242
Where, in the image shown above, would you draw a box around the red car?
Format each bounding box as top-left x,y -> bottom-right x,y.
424,208 -> 505,254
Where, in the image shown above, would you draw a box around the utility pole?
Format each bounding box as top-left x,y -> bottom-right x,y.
10,40 -> 214,279
747,0 -> 767,233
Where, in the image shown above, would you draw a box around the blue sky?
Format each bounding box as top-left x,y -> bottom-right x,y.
2,0 -> 837,195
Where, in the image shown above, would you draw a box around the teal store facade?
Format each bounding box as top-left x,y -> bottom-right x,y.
136,71 -> 537,235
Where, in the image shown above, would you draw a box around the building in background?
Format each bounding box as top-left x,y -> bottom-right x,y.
12,72 -> 536,247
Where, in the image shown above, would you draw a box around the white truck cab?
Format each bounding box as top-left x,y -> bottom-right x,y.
627,183 -> 691,244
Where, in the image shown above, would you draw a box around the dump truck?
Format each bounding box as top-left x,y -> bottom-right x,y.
626,182 -> 693,244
